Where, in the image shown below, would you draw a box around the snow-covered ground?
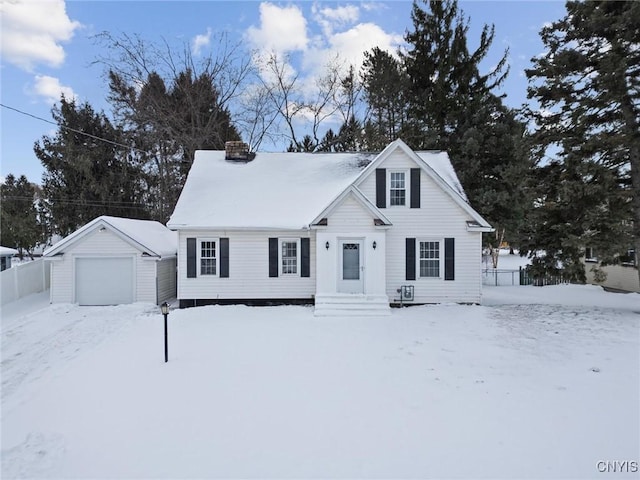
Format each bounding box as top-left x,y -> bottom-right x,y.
1,286 -> 639,479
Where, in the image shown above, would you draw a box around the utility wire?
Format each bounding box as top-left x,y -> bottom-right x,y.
0,103 -> 150,155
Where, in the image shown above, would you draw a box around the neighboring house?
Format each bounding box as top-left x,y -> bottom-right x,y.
167,139 -> 493,315
44,216 -> 178,305
0,247 -> 18,271
583,247 -> 639,293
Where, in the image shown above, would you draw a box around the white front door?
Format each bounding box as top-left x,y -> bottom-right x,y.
338,239 -> 364,294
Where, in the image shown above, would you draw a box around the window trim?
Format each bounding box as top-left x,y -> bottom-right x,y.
198,238 -> 219,277
279,238 -> 300,276
417,238 -> 443,279
584,246 -> 598,263
388,169 -> 409,207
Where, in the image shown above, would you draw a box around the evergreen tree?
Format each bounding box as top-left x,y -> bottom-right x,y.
34,97 -> 147,236
398,0 -> 529,257
401,0 -> 508,150
524,1 -> 639,283
0,174 -> 44,258
455,94 -> 532,253
108,69 -> 240,222
361,47 -> 408,149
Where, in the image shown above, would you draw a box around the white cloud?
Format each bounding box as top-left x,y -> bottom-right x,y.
0,0 -> 81,71
31,75 -> 76,105
245,2 -> 308,55
303,22 -> 403,78
192,28 -> 212,56
312,4 -> 359,37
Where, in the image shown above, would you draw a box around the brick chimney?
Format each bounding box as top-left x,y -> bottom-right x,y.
224,141 -> 254,162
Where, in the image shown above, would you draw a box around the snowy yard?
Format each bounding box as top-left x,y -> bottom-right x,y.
1,286 -> 639,479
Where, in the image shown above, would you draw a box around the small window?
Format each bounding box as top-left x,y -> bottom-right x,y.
620,248 -> 636,266
420,241 -> 440,277
585,247 -> 598,263
200,240 -> 217,275
390,171 -> 406,206
281,240 -> 299,275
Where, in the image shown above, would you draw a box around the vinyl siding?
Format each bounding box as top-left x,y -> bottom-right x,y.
359,150 -> 483,303
177,230 -> 316,300
325,195 -> 378,231
584,261 -> 640,293
156,257 -> 177,303
49,228 -> 157,303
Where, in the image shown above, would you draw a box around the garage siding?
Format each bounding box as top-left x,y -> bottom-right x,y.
50,228 -> 154,304
156,257 -> 177,304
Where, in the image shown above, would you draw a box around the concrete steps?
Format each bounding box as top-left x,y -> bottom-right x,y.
314,294 -> 391,317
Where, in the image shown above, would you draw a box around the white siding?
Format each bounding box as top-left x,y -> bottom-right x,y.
156,257 -> 177,303
585,262 -> 640,293
359,150 -> 483,303
177,230 -> 316,301
316,195 -> 387,298
49,228 -> 156,303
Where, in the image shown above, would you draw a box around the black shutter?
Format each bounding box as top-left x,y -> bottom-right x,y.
269,238 -> 278,277
301,238 -> 310,277
444,237 -> 455,281
410,168 -> 421,208
406,238 -> 416,281
220,238 -> 229,278
187,238 -> 197,278
376,168 -> 386,208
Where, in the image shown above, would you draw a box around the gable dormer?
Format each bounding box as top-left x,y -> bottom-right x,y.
375,167 -> 421,209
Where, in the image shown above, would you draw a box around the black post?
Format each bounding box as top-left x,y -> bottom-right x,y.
164,312 -> 168,363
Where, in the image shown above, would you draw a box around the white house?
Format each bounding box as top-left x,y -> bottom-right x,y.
44,216 -> 178,305
167,139 -> 493,315
583,247 -> 639,293
0,247 -> 18,271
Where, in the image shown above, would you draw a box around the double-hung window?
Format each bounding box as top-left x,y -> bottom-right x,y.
419,241 -> 440,278
200,240 -> 217,275
281,239 -> 299,275
389,171 -> 406,206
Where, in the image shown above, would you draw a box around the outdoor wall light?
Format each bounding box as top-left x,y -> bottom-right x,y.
373,241 -> 377,250
325,241 -> 330,250
160,302 -> 170,363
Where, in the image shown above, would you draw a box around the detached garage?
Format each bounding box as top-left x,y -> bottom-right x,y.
44,216 -> 177,305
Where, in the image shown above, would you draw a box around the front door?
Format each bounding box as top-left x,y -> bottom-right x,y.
338,239 -> 364,294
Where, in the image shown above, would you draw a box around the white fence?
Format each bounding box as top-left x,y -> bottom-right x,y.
0,259 -> 50,305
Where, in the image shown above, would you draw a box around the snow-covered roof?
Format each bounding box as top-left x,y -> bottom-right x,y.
44,216 -> 177,258
416,152 -> 468,202
168,151 -> 376,230
0,246 -> 18,256
168,139 -> 481,230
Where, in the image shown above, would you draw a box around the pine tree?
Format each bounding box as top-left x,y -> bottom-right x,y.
361,47 -> 408,148
398,0 -> 529,256
524,1 -> 639,283
0,174 -> 44,258
108,69 -> 241,222
401,0 -> 508,150
34,97 -> 147,236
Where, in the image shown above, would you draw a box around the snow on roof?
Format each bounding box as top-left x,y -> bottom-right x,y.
416,151 -> 468,202
44,216 -> 177,257
168,151 -> 376,230
0,246 -> 18,256
168,144 -> 471,230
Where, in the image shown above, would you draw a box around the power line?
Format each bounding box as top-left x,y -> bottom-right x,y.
0,103 -> 149,155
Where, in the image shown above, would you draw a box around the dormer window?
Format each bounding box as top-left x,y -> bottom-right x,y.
389,171 -> 406,206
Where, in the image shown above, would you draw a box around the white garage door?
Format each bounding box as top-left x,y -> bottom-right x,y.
75,257 -> 134,305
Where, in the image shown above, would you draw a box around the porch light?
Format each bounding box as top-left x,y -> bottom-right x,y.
325,241 -> 330,250
160,302 -> 170,363
373,241 -> 377,250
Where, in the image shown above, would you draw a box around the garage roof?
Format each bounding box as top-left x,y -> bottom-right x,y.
44,216 -> 177,258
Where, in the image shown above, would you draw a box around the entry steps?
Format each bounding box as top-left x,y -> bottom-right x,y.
314,294 -> 391,316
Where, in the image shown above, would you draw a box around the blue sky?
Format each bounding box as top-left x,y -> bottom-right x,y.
0,1 -> 567,184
